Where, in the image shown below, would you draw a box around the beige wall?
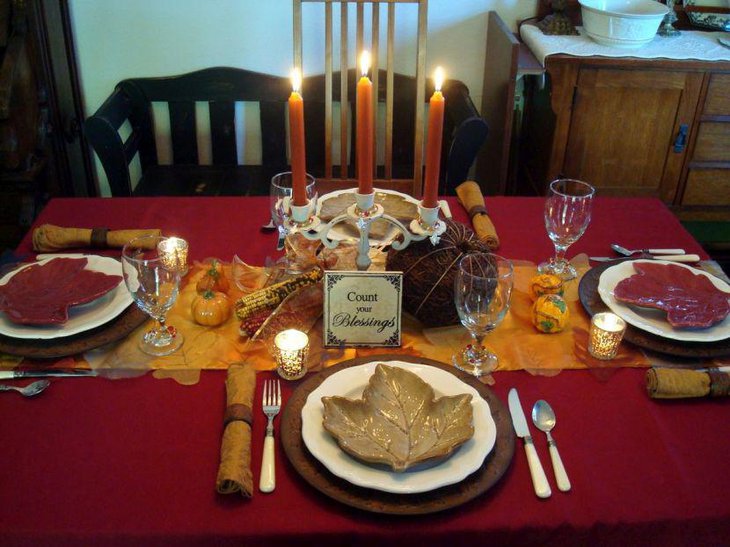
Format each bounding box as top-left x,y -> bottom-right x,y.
70,0 -> 538,194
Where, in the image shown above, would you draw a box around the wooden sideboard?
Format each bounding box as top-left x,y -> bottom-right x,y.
519,53 -> 730,220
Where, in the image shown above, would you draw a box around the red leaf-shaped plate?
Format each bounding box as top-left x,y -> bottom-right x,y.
598,260 -> 730,342
0,256 -> 132,339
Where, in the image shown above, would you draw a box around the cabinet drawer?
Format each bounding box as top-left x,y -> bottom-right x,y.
704,74 -> 730,116
693,122 -> 730,162
682,170 -> 730,206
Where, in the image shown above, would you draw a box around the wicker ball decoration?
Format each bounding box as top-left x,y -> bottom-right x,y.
386,220 -> 494,327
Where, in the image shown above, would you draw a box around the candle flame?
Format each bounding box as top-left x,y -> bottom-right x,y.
434,66 -> 444,92
291,67 -> 302,93
360,51 -> 371,77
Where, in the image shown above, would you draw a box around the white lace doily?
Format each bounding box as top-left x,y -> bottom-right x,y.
521,24 -> 730,66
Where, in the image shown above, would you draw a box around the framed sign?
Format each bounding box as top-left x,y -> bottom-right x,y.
323,271 -> 403,347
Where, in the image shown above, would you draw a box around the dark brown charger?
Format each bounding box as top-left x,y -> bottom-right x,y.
0,305 -> 147,359
280,355 -> 515,515
578,260 -> 730,359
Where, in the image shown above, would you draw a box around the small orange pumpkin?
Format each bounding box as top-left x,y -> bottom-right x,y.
192,290 -> 231,326
196,260 -> 230,294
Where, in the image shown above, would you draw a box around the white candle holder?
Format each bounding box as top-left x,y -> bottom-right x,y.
589,312 -> 627,360
272,329 -> 310,380
283,196 -> 321,232
157,237 -> 189,276
281,188 -> 446,271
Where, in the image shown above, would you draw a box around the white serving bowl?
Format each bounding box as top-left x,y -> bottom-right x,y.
579,0 -> 669,48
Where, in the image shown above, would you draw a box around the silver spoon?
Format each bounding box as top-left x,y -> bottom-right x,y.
0,379 -> 50,397
611,244 -> 684,257
532,400 -> 571,492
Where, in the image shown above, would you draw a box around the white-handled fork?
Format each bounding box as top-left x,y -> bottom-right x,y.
259,379 -> 281,493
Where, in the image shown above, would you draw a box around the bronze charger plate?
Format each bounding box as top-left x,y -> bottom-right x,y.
0,305 -> 147,359
579,261 -> 730,358
280,354 -> 515,515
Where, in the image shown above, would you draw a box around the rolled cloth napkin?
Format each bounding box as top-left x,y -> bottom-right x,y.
646,367 -> 730,399
32,224 -> 162,252
216,363 -> 256,496
455,181 -> 500,250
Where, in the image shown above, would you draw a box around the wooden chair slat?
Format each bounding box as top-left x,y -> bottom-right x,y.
259,101 -> 288,178
324,1 -> 333,178
118,81 -> 157,173
412,0 -> 427,197
209,100 -> 237,165
168,101 -> 198,164
384,2 -> 394,179
371,3 -> 379,173
339,2 -> 348,179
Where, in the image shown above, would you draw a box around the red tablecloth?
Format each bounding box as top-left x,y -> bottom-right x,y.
1,196 -> 728,547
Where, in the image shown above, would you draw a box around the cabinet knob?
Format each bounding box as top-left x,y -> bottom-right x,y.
673,124 -> 689,153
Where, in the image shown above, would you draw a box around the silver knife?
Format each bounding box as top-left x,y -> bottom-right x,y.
0,369 -> 98,380
508,388 -> 552,499
590,254 -> 700,263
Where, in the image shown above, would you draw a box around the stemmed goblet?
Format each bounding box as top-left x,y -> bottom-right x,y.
538,178 -> 595,281
453,253 -> 514,377
270,171 -> 316,239
121,235 -> 184,356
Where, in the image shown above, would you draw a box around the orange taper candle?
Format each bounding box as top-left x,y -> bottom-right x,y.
356,51 -> 374,195
423,67 -> 445,209
289,68 -> 307,206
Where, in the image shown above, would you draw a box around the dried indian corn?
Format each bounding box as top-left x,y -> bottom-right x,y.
235,268 -> 323,321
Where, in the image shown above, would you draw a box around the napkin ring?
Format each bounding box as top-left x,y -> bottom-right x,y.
91,227 -> 109,248
709,371 -> 730,397
223,403 -> 253,427
467,205 -> 487,219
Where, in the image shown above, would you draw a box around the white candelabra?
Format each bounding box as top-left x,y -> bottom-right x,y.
282,189 -> 446,270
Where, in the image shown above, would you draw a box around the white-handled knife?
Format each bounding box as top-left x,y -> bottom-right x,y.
508,388 -> 552,499
590,254 -> 700,263
0,369 -> 97,380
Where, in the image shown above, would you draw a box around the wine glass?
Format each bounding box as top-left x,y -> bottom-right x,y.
453,253 -> 514,377
538,178 -> 595,281
270,171 -> 316,239
121,235 -> 184,356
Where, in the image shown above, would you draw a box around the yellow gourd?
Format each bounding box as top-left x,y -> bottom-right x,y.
528,274 -> 564,301
532,294 -> 570,333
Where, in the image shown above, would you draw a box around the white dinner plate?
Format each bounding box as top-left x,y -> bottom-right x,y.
597,259 -> 730,342
0,254 -> 133,340
301,360 -> 496,494
314,189 -> 419,245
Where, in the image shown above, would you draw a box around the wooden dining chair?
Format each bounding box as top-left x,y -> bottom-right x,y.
84,4 -> 486,197
84,68 -> 296,197
293,0 -> 487,198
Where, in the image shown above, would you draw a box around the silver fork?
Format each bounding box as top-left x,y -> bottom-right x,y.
259,379 -> 281,493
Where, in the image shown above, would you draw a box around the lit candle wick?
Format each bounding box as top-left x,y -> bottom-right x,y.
434,66 -> 444,92
291,67 -> 302,94
360,50 -> 371,77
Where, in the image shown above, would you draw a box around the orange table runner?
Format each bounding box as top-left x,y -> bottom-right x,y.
2,255 -> 650,385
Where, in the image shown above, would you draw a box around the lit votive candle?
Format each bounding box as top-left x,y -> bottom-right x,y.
273,329 -> 310,380
157,237 -> 189,276
589,312 -> 627,360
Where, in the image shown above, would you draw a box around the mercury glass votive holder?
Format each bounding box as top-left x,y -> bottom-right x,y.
157,237 -> 189,276
273,329 -> 310,380
589,312 -> 627,360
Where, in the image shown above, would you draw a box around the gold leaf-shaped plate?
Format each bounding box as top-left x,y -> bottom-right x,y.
315,189 -> 418,244
301,360 -> 495,494
322,364 -> 474,472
